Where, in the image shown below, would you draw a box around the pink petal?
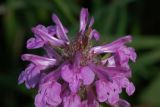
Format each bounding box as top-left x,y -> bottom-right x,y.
89,29 -> 100,41
126,82 -> 135,96
21,54 -> 56,69
95,80 -> 108,102
52,14 -> 69,42
61,65 -> 73,82
46,82 -> 62,106
91,36 -> 132,54
80,8 -> 88,32
32,25 -> 65,46
81,66 -> 95,85
27,37 -> 44,49
89,16 -> 94,27
63,94 -> 81,107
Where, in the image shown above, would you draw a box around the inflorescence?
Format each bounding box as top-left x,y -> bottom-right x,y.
18,8 -> 137,107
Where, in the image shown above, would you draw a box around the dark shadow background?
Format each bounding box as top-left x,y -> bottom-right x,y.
0,0 -> 160,107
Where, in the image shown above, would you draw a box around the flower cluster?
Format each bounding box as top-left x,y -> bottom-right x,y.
18,8 -> 137,107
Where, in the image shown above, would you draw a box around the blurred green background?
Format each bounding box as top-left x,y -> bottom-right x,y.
0,0 -> 160,107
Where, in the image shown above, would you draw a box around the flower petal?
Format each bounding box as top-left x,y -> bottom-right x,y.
61,64 -> 73,82
89,29 -> 100,41
35,81 -> 62,107
26,65 -> 40,88
95,80 -> 108,102
61,64 -> 81,93
63,94 -> 81,107
128,47 -> 137,62
96,80 -> 120,104
27,37 -> 44,49
91,36 -> 132,54
45,82 -> 62,106
89,16 -> 94,27
81,66 -> 95,85
115,77 -> 135,96
19,64 -> 41,89
52,14 -> 69,42
21,54 -> 56,69
32,25 -> 65,46
47,25 -> 56,36
80,8 -> 88,33
115,99 -> 131,107
35,92 -> 46,107
69,76 -> 81,93
126,82 -> 135,96
44,45 -> 61,62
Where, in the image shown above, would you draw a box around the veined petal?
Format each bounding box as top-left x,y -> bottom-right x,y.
52,14 -> 69,42
103,36 -> 132,49
21,54 -> 56,69
27,37 -> 44,49
90,36 -> 132,54
80,8 -> 88,33
32,25 -> 65,46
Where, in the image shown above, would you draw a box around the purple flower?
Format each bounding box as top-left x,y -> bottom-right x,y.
18,8 -> 137,107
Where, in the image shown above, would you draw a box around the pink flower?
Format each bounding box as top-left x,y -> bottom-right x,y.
18,8 -> 137,107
